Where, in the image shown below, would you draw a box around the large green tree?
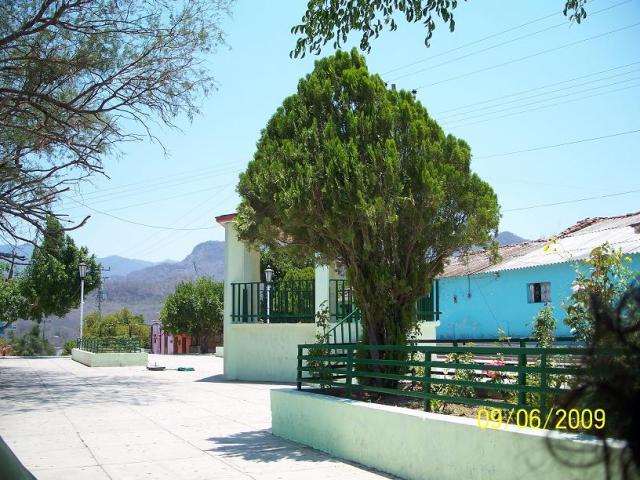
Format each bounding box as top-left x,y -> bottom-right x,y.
291,0 -> 587,57
20,216 -> 101,322
237,50 -> 499,350
0,0 -> 232,246
160,277 -> 223,352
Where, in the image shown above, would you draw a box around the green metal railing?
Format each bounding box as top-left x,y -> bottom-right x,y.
297,342 -> 587,414
412,336 -> 578,346
324,307 -> 362,344
231,280 -> 315,323
76,337 -> 141,353
330,279 -> 440,322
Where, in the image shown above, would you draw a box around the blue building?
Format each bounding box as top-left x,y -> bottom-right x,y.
436,212 -> 640,339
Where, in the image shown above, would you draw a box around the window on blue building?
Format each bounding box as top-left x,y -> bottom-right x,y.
527,282 -> 551,303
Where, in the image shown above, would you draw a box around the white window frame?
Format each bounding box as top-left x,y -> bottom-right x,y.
527,282 -> 551,303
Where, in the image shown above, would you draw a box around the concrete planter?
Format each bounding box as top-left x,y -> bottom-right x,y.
271,389 -> 620,480
71,348 -> 148,367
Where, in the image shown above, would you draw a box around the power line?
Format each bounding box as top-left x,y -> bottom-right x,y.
66,160 -> 243,200
118,185 -> 237,258
66,164 -> 241,206
445,82 -> 640,130
434,60 -> 640,116
438,66 -> 640,122
504,189 -> 640,212
382,7 -> 562,76
443,78 -> 640,128
388,1 -> 631,83
64,177 -> 237,214
474,128 -> 640,159
414,21 -> 640,90
63,196 -> 215,230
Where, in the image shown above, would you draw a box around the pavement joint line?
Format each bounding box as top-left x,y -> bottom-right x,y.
28,360 -> 115,480
54,358 -> 255,479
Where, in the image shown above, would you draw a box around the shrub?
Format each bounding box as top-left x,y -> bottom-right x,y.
62,340 -> 76,356
10,325 -> 55,356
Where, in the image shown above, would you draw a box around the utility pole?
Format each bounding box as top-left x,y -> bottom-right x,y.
96,267 -> 110,314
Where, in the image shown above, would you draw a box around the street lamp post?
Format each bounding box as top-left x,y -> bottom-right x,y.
265,266 -> 273,324
78,261 -> 87,339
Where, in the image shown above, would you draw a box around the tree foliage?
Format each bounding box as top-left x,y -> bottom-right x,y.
558,285 -> 640,480
237,50 -> 499,349
83,308 -> 149,348
532,304 -> 556,348
0,0 -> 232,244
563,242 -> 634,343
20,216 -> 100,321
291,0 -> 588,57
160,277 -> 223,351
9,324 -> 55,356
0,270 -> 28,325
259,245 -> 314,281
0,216 -> 100,326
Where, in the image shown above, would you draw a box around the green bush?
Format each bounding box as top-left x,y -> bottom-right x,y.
83,308 -> 150,348
9,325 -> 55,356
62,339 -> 76,355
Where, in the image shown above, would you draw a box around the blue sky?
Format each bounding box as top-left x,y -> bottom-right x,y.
59,0 -> 640,262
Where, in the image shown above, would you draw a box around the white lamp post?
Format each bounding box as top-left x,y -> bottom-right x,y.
265,266 -> 273,324
78,261 -> 87,339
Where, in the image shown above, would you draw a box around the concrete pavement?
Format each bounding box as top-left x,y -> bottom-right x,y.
0,355 -> 392,480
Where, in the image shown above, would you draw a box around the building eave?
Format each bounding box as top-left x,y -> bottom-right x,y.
215,213 -> 237,225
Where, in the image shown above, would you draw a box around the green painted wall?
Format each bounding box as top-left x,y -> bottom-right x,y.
225,324 -> 316,382
71,348 -> 148,367
272,389 -> 620,480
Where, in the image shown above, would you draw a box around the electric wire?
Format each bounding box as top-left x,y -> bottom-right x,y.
438,66 -> 640,122
434,60 -> 640,116
443,79 -> 640,128
388,1 -> 631,83
414,21 -> 640,90
474,128 -> 640,159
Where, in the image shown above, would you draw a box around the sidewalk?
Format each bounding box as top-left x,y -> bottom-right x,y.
0,355 -> 391,479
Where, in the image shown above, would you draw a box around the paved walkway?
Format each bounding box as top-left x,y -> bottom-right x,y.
0,355 -> 391,480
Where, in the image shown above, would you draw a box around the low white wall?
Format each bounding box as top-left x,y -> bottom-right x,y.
272,389 -> 620,480
416,321 -> 439,341
224,323 -> 317,382
72,348 -> 148,367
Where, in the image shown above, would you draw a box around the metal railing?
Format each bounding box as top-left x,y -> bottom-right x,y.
231,280 -> 315,323
76,337 -> 141,353
324,307 -> 362,344
297,342 -> 587,415
331,279 -> 440,322
412,336 -> 578,346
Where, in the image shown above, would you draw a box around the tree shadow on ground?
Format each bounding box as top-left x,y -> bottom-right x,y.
205,428 -> 396,478
207,428 -> 324,462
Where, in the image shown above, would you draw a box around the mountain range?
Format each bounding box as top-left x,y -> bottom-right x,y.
3,232 -> 525,344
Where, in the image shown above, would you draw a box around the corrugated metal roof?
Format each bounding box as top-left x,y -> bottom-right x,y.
439,211 -> 640,278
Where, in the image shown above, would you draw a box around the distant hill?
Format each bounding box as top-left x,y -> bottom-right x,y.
99,255 -> 162,277
0,245 -> 165,276
496,231 -> 527,245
